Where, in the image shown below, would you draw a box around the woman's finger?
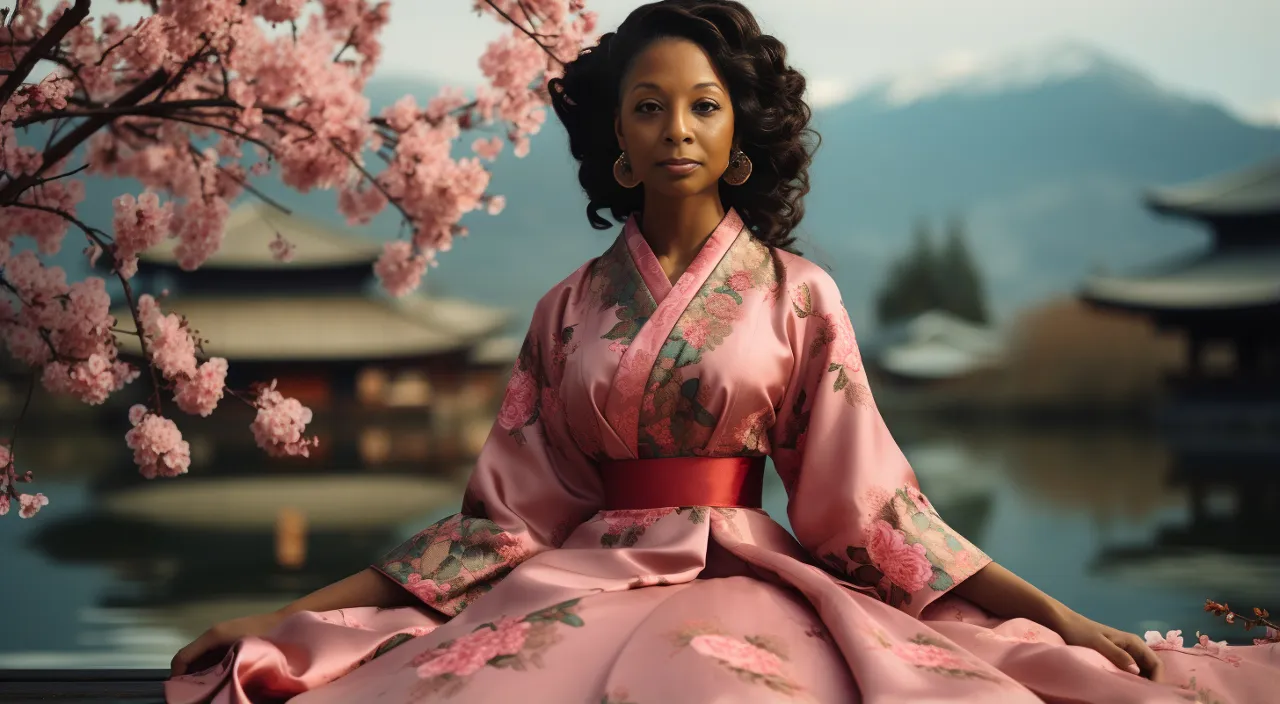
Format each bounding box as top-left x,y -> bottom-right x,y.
170,630 -> 215,677
1092,635 -> 1140,675
1113,633 -> 1164,681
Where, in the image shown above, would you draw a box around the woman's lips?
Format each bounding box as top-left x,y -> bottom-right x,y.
659,159 -> 700,175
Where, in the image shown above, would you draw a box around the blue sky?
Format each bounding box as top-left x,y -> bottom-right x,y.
73,0 -> 1280,124
392,0 -> 1280,125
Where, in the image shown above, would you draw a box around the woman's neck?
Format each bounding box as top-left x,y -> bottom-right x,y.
639,193 -> 727,279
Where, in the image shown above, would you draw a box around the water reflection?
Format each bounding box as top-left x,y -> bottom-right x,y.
1,416 -> 1277,668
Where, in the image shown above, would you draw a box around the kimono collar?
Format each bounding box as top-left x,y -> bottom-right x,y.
622,208 -> 745,304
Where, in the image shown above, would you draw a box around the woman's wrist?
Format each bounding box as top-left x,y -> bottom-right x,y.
954,562 -> 1076,631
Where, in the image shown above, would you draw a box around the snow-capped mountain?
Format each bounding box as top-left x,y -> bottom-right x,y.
854,42 -> 1161,109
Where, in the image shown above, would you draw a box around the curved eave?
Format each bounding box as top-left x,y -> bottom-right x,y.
137,201 -> 383,270
111,294 -> 510,363
1144,159 -> 1280,220
1080,276 -> 1280,312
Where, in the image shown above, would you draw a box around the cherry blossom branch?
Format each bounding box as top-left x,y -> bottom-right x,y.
0,0 -> 89,105
0,0 -> 597,512
5,372 -> 35,465
1205,600 -> 1280,642
483,0 -> 560,60
0,69 -> 171,205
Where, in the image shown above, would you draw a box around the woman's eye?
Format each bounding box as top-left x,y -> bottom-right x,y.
694,101 -> 720,113
636,102 -> 660,113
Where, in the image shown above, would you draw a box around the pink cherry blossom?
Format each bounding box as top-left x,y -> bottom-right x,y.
125,407 -> 192,479
1144,630 -> 1184,650
1,0 -> 595,511
17,492 -> 49,519
865,519 -> 935,593
689,634 -> 786,678
472,137 -> 504,161
173,358 -> 229,417
373,241 -> 430,298
269,232 -> 296,262
112,192 -> 173,279
251,380 -> 318,457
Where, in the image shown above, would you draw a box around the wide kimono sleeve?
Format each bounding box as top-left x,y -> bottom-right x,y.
372,286 -> 603,618
769,271 -> 991,619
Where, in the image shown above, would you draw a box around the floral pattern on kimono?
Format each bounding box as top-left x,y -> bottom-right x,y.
590,235 -> 658,352
637,233 -> 781,458
376,514 -> 530,616
770,273 -> 991,617
497,322 -> 578,445
864,628 -> 1003,683
674,622 -> 803,696
408,599 -> 585,698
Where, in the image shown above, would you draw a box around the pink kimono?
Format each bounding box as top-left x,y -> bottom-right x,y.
167,209 -> 1279,703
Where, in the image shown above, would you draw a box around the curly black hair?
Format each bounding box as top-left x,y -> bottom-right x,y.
548,0 -> 818,252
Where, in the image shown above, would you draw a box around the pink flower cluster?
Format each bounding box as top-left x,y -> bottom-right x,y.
1144,629 -> 1184,650
373,241 -> 430,298
111,192 -> 173,279
125,404 -> 192,479
251,380 -> 319,457
137,294 -> 227,417
0,444 -> 48,519
1144,629 -> 1246,666
1192,632 -> 1243,666
411,617 -> 531,679
0,0 -> 595,508
1,252 -> 138,405
865,519 -> 935,593
689,634 -> 786,678
269,232 -> 296,263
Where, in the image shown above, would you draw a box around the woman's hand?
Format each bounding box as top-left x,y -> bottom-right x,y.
1052,610 -> 1165,681
170,611 -> 286,677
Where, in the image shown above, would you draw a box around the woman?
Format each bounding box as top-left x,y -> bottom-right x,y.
167,2 -> 1278,702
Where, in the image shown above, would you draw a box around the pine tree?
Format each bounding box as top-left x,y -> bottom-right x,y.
874,216 -> 990,327
939,216 -> 989,324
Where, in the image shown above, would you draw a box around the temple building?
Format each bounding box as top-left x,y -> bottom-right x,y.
1080,158 -> 1280,588
1080,158 -> 1280,418
111,201 -> 517,469
866,309 -> 1005,386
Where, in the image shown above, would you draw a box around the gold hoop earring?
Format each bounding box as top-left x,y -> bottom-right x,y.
723,149 -> 752,186
613,151 -> 641,189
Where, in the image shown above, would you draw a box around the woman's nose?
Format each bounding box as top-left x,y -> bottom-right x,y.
664,111 -> 694,143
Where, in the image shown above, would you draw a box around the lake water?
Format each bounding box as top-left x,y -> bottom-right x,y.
1,419 -> 1276,669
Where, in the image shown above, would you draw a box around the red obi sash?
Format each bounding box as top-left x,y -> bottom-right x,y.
598,456 -> 765,510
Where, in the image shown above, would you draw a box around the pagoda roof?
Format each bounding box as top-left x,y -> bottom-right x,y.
1146,158 -> 1280,220
139,201 -> 382,270
112,293 -> 510,362
1081,245 -> 1280,312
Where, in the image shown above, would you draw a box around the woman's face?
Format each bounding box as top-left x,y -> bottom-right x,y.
615,37 -> 735,199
